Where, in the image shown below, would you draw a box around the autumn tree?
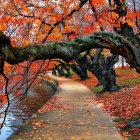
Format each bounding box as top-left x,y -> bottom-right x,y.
0,0 -> 140,128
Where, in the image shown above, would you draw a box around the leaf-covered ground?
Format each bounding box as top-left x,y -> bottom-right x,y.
71,68 -> 140,140
95,86 -> 140,140
10,76 -> 123,140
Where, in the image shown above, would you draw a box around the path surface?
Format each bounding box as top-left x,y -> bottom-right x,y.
9,76 -> 123,140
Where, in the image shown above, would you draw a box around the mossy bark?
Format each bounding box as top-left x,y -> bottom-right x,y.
0,31 -> 140,72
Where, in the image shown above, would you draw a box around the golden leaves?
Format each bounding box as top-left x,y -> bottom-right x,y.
51,13 -> 62,23
34,19 -> 42,25
112,12 -> 119,20
0,22 -> 6,31
22,40 -> 30,46
91,0 -> 106,6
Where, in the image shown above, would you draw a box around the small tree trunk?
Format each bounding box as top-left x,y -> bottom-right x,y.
122,56 -> 125,69
71,64 -> 88,80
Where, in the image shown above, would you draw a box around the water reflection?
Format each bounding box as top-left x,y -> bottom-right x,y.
0,102 -> 29,140
0,80 -> 55,140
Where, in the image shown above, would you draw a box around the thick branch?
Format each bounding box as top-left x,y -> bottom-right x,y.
0,31 -> 140,72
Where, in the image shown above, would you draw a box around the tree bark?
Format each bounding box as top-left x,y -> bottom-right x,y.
0,31 -> 140,72
71,63 -> 88,80
75,49 -> 119,92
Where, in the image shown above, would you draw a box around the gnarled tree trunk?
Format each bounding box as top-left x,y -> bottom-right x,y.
74,49 -> 119,92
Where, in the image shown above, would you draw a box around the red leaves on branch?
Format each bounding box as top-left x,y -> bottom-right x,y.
0,94 -> 7,107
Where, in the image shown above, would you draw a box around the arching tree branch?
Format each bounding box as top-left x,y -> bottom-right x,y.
0,31 -> 140,72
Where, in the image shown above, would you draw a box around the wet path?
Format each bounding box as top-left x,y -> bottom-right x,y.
9,76 -> 123,140
0,80 -> 56,140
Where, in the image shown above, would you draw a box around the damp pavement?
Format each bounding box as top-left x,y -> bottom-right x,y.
0,79 -> 57,140
9,76 -> 124,140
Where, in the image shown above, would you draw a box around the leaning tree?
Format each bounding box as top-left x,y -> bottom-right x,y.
0,0 -> 139,128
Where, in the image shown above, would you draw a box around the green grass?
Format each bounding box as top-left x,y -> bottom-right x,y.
90,68 -> 140,94
90,86 -> 104,97
116,68 -> 140,87
117,78 -> 140,87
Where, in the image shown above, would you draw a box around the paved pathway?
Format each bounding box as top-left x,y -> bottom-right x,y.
9,76 -> 123,140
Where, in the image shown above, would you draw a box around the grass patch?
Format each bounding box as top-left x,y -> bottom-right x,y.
116,68 -> 140,87
90,86 -> 103,96
90,68 -> 140,94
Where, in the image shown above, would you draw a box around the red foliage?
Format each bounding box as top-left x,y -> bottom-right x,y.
71,72 -> 98,86
0,94 -> 7,106
95,86 -> 140,119
39,96 -> 66,112
94,85 -> 140,139
71,68 -> 140,139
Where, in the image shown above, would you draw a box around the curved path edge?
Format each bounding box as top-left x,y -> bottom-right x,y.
9,76 -> 124,140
